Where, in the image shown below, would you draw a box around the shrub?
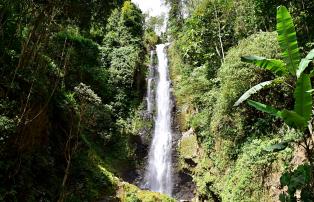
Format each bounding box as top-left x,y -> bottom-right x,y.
211,32 -> 286,139
220,134 -> 295,201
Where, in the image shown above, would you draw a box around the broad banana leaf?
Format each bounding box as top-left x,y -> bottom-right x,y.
277,6 -> 300,75
305,48 -> 314,59
234,80 -> 274,106
247,100 -> 282,118
296,49 -> 314,78
294,74 -> 312,123
281,110 -> 307,130
241,56 -> 287,76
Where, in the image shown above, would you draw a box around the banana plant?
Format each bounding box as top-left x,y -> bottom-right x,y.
234,6 -> 313,131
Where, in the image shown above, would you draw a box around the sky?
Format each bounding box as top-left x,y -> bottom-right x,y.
131,0 -> 169,17
131,0 -> 169,34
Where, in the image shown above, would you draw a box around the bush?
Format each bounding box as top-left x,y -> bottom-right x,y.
211,32 -> 285,139
220,134 -> 295,201
144,29 -> 160,50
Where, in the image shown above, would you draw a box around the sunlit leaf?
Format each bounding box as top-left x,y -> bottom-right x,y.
277,6 -> 301,75
296,49 -> 314,78
294,74 -> 312,123
234,80 -> 274,106
241,55 -> 287,75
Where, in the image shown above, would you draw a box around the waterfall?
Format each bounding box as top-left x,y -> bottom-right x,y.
144,44 -> 173,195
146,50 -> 154,114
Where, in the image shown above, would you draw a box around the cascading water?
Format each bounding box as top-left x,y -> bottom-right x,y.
144,44 -> 173,195
146,50 -> 154,114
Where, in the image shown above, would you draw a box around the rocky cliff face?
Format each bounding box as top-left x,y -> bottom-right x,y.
171,98 -> 196,201
168,46 -> 196,200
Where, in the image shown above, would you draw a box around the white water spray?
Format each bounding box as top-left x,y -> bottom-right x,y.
146,50 -> 154,113
144,44 -> 173,195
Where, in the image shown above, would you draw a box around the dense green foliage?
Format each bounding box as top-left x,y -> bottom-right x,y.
0,1 -> 166,201
1,0 -> 314,201
236,6 -> 314,131
168,0 -> 314,201
235,6 -> 314,200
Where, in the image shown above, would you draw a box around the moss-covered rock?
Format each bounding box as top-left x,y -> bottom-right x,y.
117,182 -> 176,202
178,129 -> 199,170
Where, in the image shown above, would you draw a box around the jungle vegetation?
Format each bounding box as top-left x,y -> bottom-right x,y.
1,0 -> 314,201
0,0 -> 160,201
168,0 -> 314,201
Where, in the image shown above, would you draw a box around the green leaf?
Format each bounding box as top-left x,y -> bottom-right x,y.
286,164 -> 311,193
277,6 -> 301,75
264,141 -> 288,152
280,172 -> 291,186
279,193 -> 289,202
247,100 -> 282,117
297,59 -> 312,78
305,48 -> 314,60
310,70 -> 314,78
294,74 -> 312,123
234,80 -> 274,106
241,55 -> 287,75
296,49 -> 314,78
306,89 -> 314,93
281,110 -> 307,130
